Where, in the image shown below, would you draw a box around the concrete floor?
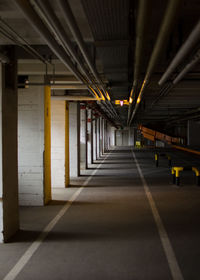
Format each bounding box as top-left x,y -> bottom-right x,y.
1,147 -> 200,279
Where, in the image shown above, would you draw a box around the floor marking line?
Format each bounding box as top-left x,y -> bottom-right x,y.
3,151 -> 112,280
132,150 -> 184,280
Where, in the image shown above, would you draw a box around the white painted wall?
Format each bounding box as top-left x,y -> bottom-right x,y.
18,76 -> 44,206
51,100 -> 65,188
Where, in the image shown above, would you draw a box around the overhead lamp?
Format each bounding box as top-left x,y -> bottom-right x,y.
89,86 -> 100,100
106,91 -> 111,101
129,97 -> 133,104
136,97 -> 141,104
115,100 -> 129,106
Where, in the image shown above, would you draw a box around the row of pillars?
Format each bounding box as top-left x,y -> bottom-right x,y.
80,104 -> 110,171
0,53 -> 112,242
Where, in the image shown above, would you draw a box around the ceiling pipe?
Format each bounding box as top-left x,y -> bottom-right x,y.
35,0 -> 94,85
14,0 -> 83,82
151,47 -> 200,107
173,47 -> 200,84
129,0 -> 181,125
58,0 -> 104,91
0,16 -> 50,65
51,96 -> 98,101
13,0 -> 104,102
127,0 -> 149,124
159,19 -> 200,86
41,0 -> 119,120
58,0 -> 120,121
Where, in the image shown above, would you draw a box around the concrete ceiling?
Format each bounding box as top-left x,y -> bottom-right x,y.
0,0 -> 200,131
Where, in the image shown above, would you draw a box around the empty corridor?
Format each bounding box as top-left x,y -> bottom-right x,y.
0,147 -> 200,280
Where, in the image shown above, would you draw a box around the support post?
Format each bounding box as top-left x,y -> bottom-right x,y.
69,102 -> 80,178
44,86 -> 52,204
0,48 -> 19,242
65,101 -> 69,186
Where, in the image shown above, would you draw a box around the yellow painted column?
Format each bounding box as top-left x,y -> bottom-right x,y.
44,86 -> 52,204
65,101 -> 70,187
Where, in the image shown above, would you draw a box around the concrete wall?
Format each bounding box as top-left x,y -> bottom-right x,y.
18,76 -> 44,206
51,100 -> 65,188
187,120 -> 200,147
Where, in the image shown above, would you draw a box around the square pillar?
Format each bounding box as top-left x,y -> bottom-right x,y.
18,76 -> 50,205
80,104 -> 87,170
93,117 -> 97,161
0,52 -> 19,242
96,117 -> 100,159
51,100 -> 65,188
87,108 -> 92,165
69,102 -> 80,178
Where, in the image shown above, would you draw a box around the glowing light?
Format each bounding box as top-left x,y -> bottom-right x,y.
129,97 -> 133,104
101,92 -> 105,101
137,97 -> 141,104
115,100 -> 129,106
89,86 -> 100,100
106,91 -> 111,101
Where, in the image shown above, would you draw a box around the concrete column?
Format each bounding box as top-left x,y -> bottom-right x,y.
65,102 -> 69,187
87,108 -> 92,165
129,127 -> 135,146
104,120 -> 108,152
80,104 -> 86,170
0,52 -> 19,242
69,102 -> 80,178
51,100 -> 65,188
96,117 -> 100,159
18,76 -> 45,206
93,117 -> 97,161
187,120 -> 200,147
100,117 -> 103,156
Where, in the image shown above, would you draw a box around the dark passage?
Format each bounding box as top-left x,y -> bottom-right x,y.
0,147 -> 200,280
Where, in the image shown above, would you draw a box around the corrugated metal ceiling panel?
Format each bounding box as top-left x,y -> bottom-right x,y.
81,0 -> 129,40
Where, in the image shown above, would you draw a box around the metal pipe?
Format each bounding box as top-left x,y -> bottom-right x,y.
159,19 -> 200,85
39,0 -> 118,119
14,0 -> 83,81
173,48 -> 200,84
58,0 -> 120,121
0,16 -> 50,65
58,0 -> 102,86
51,96 -> 98,101
129,0 -> 181,124
127,0 -> 149,124
35,0 -> 93,84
